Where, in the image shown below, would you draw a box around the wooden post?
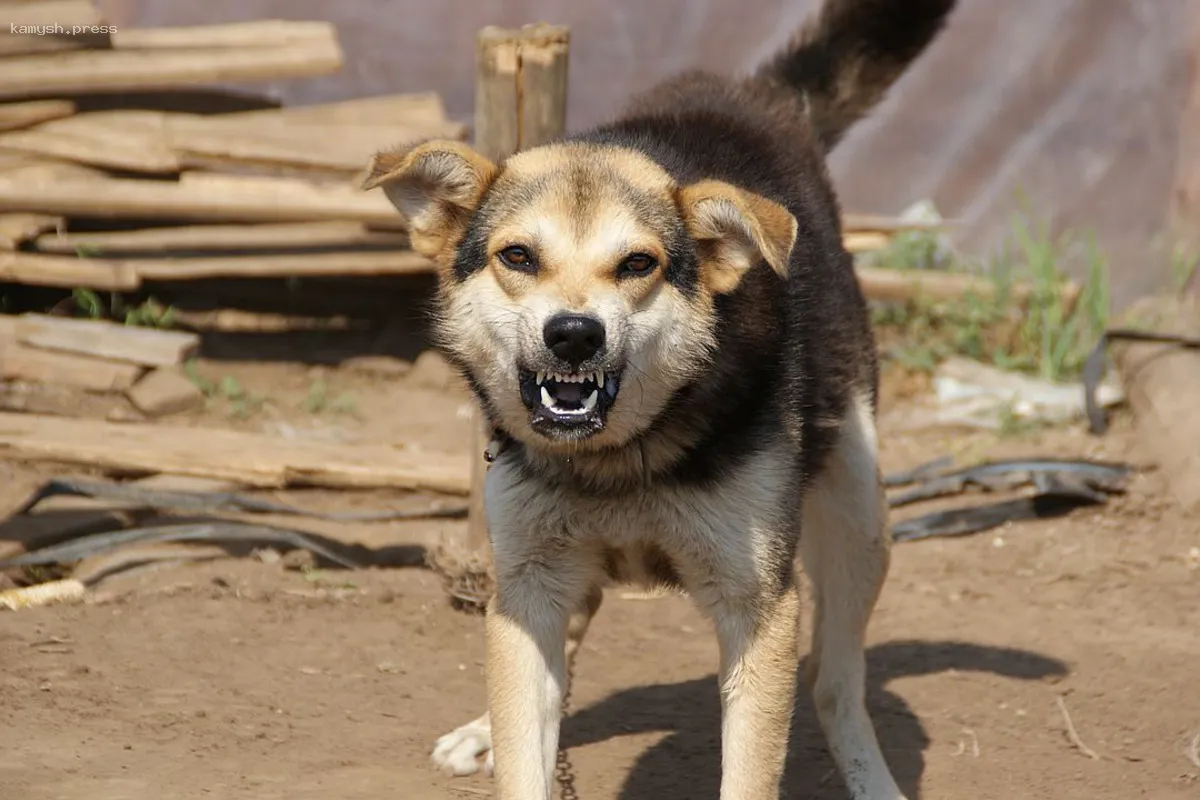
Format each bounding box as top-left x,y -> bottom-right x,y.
450,23 -> 569,607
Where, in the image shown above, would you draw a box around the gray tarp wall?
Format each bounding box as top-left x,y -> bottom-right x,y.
98,0 -> 1199,307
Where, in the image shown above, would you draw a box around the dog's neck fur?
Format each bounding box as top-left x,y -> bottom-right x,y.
483,399 -> 717,495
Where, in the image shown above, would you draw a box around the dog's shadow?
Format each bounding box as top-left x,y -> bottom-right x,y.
561,640 -> 1068,799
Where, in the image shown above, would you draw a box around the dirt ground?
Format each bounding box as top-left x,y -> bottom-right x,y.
1,333 -> 1198,800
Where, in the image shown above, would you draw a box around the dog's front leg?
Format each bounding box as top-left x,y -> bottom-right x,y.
484,592 -> 564,799
713,583 -> 802,800
485,575 -> 574,800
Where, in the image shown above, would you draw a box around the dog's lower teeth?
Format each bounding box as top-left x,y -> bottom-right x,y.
582,389 -> 598,411
540,386 -> 554,408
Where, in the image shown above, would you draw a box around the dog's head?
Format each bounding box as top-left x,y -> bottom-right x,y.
364,139 -> 796,452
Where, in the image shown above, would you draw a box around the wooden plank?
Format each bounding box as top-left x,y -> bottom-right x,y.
34,221 -> 407,255
0,32 -> 103,57
15,313 -> 199,367
0,110 -> 178,173
0,411 -> 471,494
0,0 -> 108,57
230,92 -> 448,126
0,100 -> 76,132
0,250 -> 138,290
0,39 -> 344,101
843,231 -> 891,253
132,249 -> 432,280
0,338 -> 143,392
842,213 -> 948,233
0,212 -> 60,249
855,265 -> 1082,308
4,247 -> 428,287
111,20 -> 335,50
164,115 -> 466,175
0,173 -> 406,228
0,159 -> 108,182
456,24 -> 572,581
0,151 -> 41,171
1,0 -> 103,27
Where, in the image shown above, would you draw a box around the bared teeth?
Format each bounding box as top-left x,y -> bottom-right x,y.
536,370 -> 546,385
540,386 -> 554,408
582,389 -> 598,412
596,371 -> 605,389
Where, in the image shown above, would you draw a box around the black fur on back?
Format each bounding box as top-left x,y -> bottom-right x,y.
546,0 -> 957,490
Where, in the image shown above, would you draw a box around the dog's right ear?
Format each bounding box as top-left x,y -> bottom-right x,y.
363,141 -> 498,259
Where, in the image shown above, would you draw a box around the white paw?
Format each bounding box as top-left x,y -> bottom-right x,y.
431,716 -> 493,777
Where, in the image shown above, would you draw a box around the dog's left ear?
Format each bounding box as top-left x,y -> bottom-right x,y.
363,140 -> 498,258
678,180 -> 797,294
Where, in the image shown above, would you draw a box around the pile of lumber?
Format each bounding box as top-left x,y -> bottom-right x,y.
0,1 -> 466,290
0,312 -> 209,415
0,1 -> 943,297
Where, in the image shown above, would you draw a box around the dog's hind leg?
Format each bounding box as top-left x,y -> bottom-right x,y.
800,394 -> 905,800
431,586 -> 603,777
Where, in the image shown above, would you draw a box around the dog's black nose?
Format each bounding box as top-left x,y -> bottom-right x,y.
543,313 -> 605,366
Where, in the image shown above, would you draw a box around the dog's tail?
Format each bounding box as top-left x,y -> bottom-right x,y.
757,0 -> 956,150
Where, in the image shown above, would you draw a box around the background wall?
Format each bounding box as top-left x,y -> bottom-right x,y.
98,0 -> 1199,306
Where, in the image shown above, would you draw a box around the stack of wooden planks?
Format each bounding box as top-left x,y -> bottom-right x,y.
0,0 -> 467,290
0,0 -> 943,296
0,312 -> 210,414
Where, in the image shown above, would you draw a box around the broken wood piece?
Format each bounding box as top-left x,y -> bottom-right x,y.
35,221 -> 407,255
164,114 -> 465,175
855,265 -> 1082,309
0,38 -> 344,101
0,213 -> 60,249
0,100 -> 76,132
125,368 -> 204,417
0,250 -> 139,290
15,313 -> 200,367
0,173 -> 405,228
0,339 -> 143,391
0,412 -> 471,495
0,578 -> 86,611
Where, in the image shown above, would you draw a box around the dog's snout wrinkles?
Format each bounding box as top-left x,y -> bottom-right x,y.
543,314 -> 605,366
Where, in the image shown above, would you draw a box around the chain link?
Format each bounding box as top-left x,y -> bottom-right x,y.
555,685 -> 580,800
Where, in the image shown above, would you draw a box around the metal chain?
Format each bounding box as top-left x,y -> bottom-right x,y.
555,684 -> 580,800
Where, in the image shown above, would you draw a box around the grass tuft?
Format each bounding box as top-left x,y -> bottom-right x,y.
869,210 -> 1110,383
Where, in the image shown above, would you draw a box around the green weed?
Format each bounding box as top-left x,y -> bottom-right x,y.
869,212 -> 1110,383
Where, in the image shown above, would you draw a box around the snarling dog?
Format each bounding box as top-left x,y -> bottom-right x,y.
364,0 -> 955,796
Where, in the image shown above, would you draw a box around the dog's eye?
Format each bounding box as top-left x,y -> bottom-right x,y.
498,246 -> 535,271
618,253 -> 657,277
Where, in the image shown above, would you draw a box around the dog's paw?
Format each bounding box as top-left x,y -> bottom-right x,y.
431,715 -> 493,777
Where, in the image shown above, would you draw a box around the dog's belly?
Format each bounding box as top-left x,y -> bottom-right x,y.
598,541 -> 685,590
